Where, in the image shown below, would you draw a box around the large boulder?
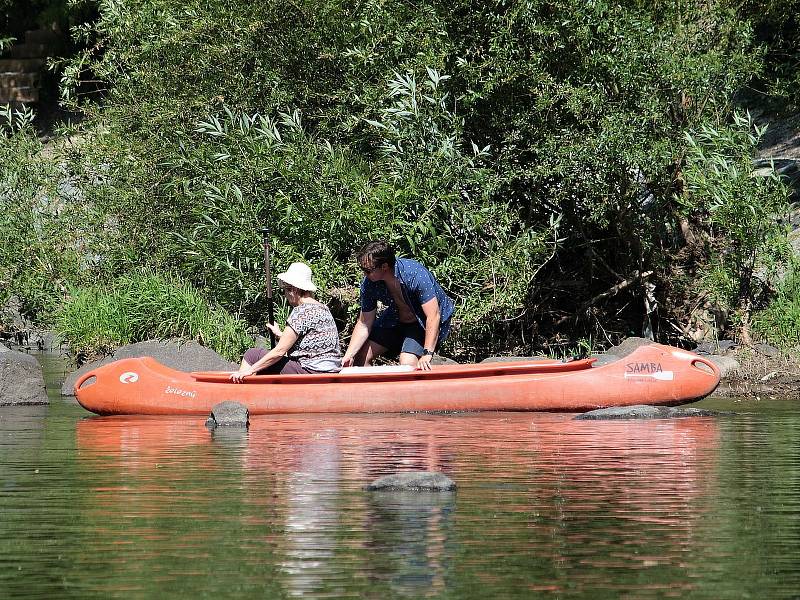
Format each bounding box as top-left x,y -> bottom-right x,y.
63,339 -> 237,396
606,337 -> 657,357
0,349 -> 48,406
590,353 -> 621,366
707,355 -> 740,380
694,340 -> 738,355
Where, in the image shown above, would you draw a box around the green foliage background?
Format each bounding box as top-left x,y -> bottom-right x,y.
2,0 -> 799,357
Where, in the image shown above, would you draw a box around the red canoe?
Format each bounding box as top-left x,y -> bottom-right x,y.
73,343 -> 721,416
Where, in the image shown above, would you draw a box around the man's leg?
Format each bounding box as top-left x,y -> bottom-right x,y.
398,351 -> 419,367
354,340 -> 388,366
359,324 -> 401,365
398,323 -> 427,367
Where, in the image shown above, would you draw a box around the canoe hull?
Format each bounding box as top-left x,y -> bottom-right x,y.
74,343 -> 720,416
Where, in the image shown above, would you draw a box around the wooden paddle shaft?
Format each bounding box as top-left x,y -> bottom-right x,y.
261,226 -> 276,347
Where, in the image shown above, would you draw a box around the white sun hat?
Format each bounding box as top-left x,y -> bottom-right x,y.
277,262 -> 317,292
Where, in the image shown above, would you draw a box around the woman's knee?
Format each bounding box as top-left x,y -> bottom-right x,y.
243,347 -> 268,366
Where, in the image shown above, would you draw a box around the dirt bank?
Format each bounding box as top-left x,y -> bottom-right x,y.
712,347 -> 800,400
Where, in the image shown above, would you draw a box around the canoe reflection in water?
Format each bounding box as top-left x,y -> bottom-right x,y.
75,412 -> 720,596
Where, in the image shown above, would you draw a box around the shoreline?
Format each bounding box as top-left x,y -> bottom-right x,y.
7,335 -> 800,402
707,347 -> 800,400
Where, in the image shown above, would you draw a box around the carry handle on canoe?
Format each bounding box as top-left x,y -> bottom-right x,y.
74,369 -> 98,393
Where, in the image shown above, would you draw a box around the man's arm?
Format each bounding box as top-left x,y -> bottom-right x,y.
416,297 -> 441,371
342,309 -> 376,367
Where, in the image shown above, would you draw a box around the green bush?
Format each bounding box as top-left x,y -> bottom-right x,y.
0,105 -> 84,321
677,112 -> 791,327
753,264 -> 800,350
170,70 -> 553,348
4,0 -> 798,356
739,0 -> 800,103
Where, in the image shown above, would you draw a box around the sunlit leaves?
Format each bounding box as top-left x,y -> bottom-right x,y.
679,111 -> 791,310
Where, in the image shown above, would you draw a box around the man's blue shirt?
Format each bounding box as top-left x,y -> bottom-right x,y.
359,258 -> 455,330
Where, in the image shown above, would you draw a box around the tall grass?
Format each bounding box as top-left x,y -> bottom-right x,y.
752,265 -> 800,351
56,272 -> 252,361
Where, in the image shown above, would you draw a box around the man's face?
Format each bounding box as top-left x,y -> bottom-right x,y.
360,260 -> 387,282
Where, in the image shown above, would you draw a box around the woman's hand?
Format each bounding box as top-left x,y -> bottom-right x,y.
266,322 -> 283,338
229,367 -> 256,383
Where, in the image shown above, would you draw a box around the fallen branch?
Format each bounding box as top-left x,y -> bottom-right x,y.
555,270 -> 654,326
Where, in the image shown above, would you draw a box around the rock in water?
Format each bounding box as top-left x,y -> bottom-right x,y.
575,405 -> 729,420
205,401 -> 249,429
364,471 -> 456,492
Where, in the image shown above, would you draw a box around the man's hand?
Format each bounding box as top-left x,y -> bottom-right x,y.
342,354 -> 355,368
266,322 -> 283,338
417,354 -> 433,371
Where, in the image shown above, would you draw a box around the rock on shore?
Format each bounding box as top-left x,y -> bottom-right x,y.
0,346 -> 48,406
63,339 -> 236,396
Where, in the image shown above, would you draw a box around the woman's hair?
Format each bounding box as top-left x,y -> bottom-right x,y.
356,240 -> 396,270
280,283 -> 312,297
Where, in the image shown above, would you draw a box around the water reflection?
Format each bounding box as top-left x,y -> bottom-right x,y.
0,406 -> 50,498
364,491 -> 454,595
74,413 -> 720,597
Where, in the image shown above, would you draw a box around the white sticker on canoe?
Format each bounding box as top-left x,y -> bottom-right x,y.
119,371 -> 139,384
624,371 -> 674,381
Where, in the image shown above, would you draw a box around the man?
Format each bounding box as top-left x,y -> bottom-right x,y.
342,240 -> 455,371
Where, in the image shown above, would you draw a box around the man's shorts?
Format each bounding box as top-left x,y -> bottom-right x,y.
368,319 -> 452,357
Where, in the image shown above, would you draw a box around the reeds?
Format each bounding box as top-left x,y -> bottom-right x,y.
56,271 -> 252,361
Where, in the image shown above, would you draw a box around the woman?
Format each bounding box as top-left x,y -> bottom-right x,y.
230,262 -> 342,381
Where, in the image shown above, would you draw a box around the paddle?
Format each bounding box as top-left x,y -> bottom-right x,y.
262,226 -> 276,348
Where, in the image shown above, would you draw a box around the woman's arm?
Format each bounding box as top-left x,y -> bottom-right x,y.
230,327 -> 299,382
266,322 -> 283,338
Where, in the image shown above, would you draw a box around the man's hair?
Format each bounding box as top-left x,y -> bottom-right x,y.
356,240 -> 396,269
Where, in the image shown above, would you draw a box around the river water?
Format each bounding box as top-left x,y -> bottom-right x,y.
1,353 -> 798,598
